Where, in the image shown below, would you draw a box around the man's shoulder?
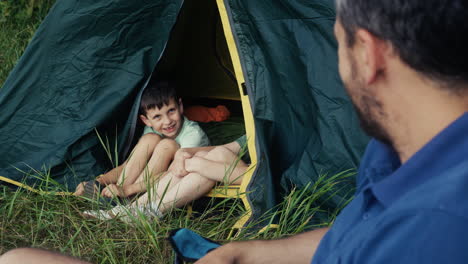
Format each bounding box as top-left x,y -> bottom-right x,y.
355,139 -> 400,191
360,209 -> 468,263
395,159 -> 468,217
315,205 -> 468,264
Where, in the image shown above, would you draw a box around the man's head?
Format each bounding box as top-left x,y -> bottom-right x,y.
334,0 -> 468,145
139,81 -> 184,139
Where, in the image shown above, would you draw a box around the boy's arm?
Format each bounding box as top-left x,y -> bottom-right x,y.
176,146 -> 217,157
175,140 -> 242,166
170,140 -> 242,178
222,141 -> 241,154
170,146 -> 216,177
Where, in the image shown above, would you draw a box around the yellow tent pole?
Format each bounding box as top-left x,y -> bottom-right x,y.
0,176 -> 72,196
216,0 -> 257,232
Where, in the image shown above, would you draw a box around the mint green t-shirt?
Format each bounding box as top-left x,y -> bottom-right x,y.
143,117 -> 210,148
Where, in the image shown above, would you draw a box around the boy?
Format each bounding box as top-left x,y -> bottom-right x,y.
137,135 -> 249,216
83,135 -> 249,220
74,81 -> 210,198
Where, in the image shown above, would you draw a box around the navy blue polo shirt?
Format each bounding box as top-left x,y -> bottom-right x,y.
312,112 -> 468,263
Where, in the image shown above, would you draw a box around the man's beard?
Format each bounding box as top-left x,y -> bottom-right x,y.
353,93 -> 393,146
345,58 -> 393,146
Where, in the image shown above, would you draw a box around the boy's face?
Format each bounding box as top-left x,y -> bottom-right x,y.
140,98 -> 184,139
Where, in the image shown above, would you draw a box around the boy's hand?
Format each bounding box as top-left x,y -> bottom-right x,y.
184,156 -> 205,174
170,150 -> 192,177
101,184 -> 126,198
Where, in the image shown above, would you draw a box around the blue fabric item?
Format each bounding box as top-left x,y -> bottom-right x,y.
169,228 -> 220,262
312,112 -> 468,263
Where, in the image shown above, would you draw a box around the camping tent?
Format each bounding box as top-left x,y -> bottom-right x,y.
0,0 -> 369,225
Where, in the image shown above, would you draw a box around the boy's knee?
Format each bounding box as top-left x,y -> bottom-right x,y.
139,133 -> 162,145
155,138 -> 179,153
207,146 -> 233,160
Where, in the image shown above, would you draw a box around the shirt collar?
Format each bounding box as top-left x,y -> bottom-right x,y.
359,140 -> 400,185
368,112 -> 468,207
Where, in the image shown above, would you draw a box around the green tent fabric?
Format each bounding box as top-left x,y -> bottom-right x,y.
0,0 -> 369,224
224,0 -> 369,223
0,0 -> 184,188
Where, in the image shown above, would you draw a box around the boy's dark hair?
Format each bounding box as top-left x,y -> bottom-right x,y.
336,0 -> 468,91
140,80 -> 179,116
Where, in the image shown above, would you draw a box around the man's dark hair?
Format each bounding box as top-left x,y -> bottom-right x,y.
140,80 -> 179,116
336,0 -> 468,90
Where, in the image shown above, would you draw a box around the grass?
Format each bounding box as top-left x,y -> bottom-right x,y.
0,129 -> 355,263
0,1 -> 356,262
0,0 -> 55,87
0,170 -> 355,263
0,185 -> 239,263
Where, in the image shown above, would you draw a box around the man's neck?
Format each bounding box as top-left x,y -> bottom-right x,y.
382,73 -> 468,163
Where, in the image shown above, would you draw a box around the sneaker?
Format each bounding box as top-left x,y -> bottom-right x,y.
82,204 -> 163,223
117,204 -> 164,223
137,204 -> 164,218
82,209 -> 112,220
81,205 -> 127,220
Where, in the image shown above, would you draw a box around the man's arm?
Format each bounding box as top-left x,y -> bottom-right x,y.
196,227 -> 329,264
0,248 -> 90,264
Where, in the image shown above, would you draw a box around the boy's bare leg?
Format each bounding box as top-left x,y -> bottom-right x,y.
0,248 -> 89,264
133,170 -> 182,206
130,171 -> 215,215
185,146 -> 248,184
77,134 -> 162,197
131,149 -> 214,204
152,147 -> 247,212
152,172 -> 216,214
131,146 -> 247,214
102,138 -> 179,197
96,164 -> 125,185
133,138 -> 180,184
115,134 -> 162,185
73,163 -> 124,196
99,144 -> 247,216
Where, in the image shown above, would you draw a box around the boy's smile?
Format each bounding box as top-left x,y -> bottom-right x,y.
140,98 -> 184,139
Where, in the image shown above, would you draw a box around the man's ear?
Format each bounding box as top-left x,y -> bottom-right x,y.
355,29 -> 388,85
178,98 -> 184,115
140,114 -> 152,127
